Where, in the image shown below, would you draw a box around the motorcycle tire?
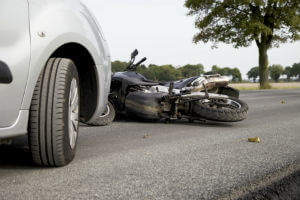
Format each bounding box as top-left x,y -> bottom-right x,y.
192,97 -> 248,122
87,101 -> 115,126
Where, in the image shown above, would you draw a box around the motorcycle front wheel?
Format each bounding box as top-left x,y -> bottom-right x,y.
192,97 -> 248,122
87,101 -> 116,126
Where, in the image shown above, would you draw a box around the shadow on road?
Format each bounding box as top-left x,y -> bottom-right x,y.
0,136 -> 35,169
109,117 -> 235,128
81,119 -> 235,129
1,119 -> 233,168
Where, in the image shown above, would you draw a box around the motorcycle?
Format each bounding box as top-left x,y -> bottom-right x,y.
95,49 -> 248,125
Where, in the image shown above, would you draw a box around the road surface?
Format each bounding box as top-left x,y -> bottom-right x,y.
0,89 -> 300,199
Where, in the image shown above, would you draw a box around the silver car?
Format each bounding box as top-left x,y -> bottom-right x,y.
0,0 -> 111,166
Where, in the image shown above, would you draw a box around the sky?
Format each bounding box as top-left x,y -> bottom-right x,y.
81,0 -> 300,79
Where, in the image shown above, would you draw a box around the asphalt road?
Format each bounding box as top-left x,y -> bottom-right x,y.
0,89 -> 300,200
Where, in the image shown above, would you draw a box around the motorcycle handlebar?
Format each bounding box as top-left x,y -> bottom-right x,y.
135,57 -> 147,66
126,57 -> 147,71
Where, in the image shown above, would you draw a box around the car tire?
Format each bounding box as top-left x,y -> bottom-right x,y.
28,58 -> 80,167
87,101 -> 115,126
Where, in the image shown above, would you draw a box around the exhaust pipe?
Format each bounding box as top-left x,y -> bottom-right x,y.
181,92 -> 229,100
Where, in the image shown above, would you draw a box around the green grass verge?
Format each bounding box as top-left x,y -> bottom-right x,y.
229,82 -> 300,91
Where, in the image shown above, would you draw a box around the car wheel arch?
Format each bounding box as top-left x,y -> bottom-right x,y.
43,42 -> 99,123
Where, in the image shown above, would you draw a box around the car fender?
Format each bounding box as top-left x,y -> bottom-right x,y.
21,0 -> 111,122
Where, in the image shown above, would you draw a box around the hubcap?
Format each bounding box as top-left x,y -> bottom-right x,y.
68,78 -> 79,149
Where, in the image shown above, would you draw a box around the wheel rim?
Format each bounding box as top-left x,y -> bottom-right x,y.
201,98 -> 242,110
68,78 -> 79,149
226,99 -> 242,109
101,104 -> 110,117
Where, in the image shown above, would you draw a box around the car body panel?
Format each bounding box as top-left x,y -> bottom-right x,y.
0,0 -> 31,127
0,111 -> 29,139
0,0 -> 111,138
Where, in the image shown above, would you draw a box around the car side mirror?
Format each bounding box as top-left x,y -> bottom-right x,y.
131,49 -> 138,59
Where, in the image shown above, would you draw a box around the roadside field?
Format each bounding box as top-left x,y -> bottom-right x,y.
229,82 -> 300,90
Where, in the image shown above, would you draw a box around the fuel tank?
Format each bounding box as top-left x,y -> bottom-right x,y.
125,92 -> 166,120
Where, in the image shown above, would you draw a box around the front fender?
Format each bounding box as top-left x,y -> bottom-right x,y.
22,0 -> 111,118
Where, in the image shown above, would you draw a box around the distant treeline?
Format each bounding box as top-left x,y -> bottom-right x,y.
247,62 -> 300,82
112,61 -> 300,82
111,61 -> 242,82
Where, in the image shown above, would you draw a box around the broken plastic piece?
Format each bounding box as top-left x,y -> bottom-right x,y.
248,137 -> 260,143
143,134 -> 149,139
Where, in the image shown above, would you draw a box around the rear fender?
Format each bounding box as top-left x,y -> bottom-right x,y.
217,86 -> 240,99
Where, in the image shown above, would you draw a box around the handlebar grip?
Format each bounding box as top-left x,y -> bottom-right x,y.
135,57 -> 147,66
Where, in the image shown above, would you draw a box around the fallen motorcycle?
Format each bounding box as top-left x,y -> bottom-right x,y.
96,49 -> 248,125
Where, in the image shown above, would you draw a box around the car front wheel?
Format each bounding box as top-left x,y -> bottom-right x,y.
29,58 -> 80,167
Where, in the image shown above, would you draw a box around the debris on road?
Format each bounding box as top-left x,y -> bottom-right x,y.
143,134 -> 149,139
248,137 -> 261,143
281,100 -> 287,104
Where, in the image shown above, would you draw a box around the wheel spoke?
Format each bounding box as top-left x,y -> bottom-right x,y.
72,99 -> 78,113
68,79 -> 79,149
72,120 -> 78,132
71,87 -> 78,106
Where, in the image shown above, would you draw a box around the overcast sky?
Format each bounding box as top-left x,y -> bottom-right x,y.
81,0 -> 300,79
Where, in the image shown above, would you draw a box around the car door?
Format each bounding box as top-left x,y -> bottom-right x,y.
0,0 -> 31,127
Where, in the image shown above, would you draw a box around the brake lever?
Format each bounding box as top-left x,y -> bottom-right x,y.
127,57 -> 147,71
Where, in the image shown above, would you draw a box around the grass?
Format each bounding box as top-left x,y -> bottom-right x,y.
229,82 -> 300,91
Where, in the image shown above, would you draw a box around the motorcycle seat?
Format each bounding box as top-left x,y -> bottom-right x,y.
163,76 -> 199,89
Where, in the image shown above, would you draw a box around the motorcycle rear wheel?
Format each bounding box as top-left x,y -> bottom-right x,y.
192,97 -> 248,122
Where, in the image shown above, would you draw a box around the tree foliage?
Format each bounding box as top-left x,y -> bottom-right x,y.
112,61 -> 242,82
292,62 -> 300,79
206,65 -> 242,82
269,64 -> 284,82
178,64 -> 205,78
185,0 -> 300,88
111,60 -> 128,72
283,66 -> 293,81
231,68 -> 242,82
149,65 -> 181,81
247,66 -> 259,82
112,60 -> 300,82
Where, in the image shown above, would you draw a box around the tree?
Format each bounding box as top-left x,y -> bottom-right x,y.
247,67 -> 259,82
284,66 -> 293,81
145,64 -> 160,80
231,68 -> 242,82
142,64 -> 181,81
210,65 -> 222,74
178,64 -> 205,78
207,65 -> 229,75
205,65 -> 242,82
185,0 -> 300,89
157,65 -> 181,81
292,62 -> 300,79
269,64 -> 284,82
111,61 -> 128,72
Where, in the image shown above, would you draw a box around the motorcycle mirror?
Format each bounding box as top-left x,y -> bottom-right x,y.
131,49 -> 139,59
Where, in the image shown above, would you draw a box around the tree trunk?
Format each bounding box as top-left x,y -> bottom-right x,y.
258,45 -> 270,89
